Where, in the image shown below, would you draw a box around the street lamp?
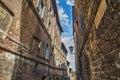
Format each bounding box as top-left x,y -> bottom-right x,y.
69,46 -> 74,54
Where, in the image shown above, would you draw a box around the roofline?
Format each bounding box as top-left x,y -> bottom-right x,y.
52,0 -> 63,32
61,42 -> 68,53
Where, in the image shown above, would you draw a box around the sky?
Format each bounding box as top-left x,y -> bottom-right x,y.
56,0 -> 75,71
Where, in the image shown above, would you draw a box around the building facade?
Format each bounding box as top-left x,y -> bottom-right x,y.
70,71 -> 76,80
73,0 -> 120,80
67,61 -> 71,79
0,0 -> 68,80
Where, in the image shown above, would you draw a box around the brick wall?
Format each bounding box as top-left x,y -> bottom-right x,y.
0,0 -> 67,80
74,0 -> 120,80
85,1 -> 120,79
86,1 -> 120,80
0,50 -> 52,80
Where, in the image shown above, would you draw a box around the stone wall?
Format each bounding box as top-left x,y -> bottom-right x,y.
84,0 -> 120,80
0,50 -> 52,80
74,0 -> 120,80
0,0 -> 67,80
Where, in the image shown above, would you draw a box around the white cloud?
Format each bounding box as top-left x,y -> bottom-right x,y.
62,28 -> 73,37
57,6 -> 70,27
56,0 -> 59,4
66,0 -> 74,6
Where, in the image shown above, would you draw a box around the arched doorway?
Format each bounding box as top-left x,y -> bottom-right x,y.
42,76 -> 46,80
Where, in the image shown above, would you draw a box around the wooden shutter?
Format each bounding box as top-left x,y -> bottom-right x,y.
37,0 -> 41,12
41,6 -> 46,19
80,9 -> 85,31
47,45 -> 51,59
46,17 -> 50,29
44,41 -> 47,57
54,55 -> 57,65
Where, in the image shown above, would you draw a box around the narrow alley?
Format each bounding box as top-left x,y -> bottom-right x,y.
0,0 -> 120,80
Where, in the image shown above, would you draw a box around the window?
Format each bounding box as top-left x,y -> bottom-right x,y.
54,36 -> 56,46
46,17 -> 51,29
41,6 -> 47,19
43,41 -> 50,59
49,25 -> 52,36
61,63 -> 67,69
50,4 -> 54,17
51,29 -> 55,41
58,43 -> 61,50
35,63 -> 43,75
38,41 -> 41,48
37,0 -> 47,19
50,3 -> 55,17
80,9 -> 85,32
54,55 -> 57,65
37,0 -> 41,12
0,5 -> 13,35
37,41 -> 41,56
31,36 -> 40,56
55,24 -> 58,30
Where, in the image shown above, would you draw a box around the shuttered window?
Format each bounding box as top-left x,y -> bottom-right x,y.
54,55 -> 57,65
41,6 -> 47,19
43,41 -> 51,59
46,17 -> 50,29
31,36 -> 40,56
37,0 -> 41,12
44,41 -> 47,57
49,25 -> 52,36
47,45 -> 51,59
80,9 -> 85,32
50,4 -> 54,17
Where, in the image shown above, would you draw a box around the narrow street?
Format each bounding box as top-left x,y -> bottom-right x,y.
0,0 -> 120,80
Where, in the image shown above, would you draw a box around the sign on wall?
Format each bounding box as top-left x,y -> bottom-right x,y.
94,0 -> 107,29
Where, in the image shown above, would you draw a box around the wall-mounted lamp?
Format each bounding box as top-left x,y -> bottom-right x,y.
69,46 -> 75,54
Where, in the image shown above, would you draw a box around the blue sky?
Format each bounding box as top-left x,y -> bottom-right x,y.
56,0 -> 75,71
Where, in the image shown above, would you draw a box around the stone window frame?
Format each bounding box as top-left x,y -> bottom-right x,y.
53,54 -> 57,65
46,17 -> 51,30
50,3 -> 55,17
43,41 -> 51,60
36,0 -> 42,12
80,8 -> 85,32
36,0 -> 47,20
0,1 -> 14,39
54,35 -> 57,46
30,35 -> 41,56
41,5 -> 47,20
49,25 -> 52,36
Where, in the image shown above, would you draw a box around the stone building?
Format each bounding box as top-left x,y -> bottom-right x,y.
70,71 -> 76,80
0,0 -> 67,80
60,43 -> 68,69
73,0 -> 120,80
67,61 -> 71,80
60,42 -> 68,78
